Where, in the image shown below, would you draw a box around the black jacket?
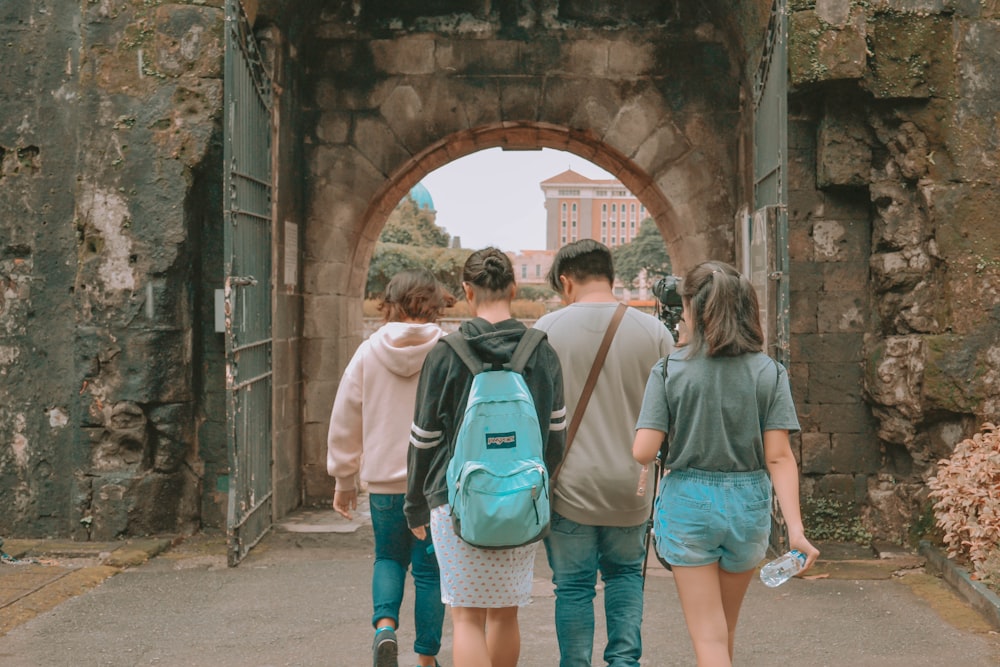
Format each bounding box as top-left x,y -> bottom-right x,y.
404,317 -> 566,529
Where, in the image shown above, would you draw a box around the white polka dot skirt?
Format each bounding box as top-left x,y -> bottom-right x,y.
429,504 -> 537,608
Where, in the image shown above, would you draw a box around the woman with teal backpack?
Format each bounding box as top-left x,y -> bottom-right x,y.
405,248 -> 566,667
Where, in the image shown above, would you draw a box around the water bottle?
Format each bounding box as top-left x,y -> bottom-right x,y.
759,549 -> 806,587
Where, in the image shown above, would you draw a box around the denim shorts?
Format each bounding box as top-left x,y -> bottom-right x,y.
653,468 -> 772,573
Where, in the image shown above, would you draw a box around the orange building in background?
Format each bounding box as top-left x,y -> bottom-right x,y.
540,169 -> 648,250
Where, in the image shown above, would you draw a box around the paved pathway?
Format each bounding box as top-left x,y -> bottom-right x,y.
1,507 -> 998,666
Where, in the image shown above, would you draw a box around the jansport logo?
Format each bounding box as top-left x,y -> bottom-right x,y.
485,431 -> 517,449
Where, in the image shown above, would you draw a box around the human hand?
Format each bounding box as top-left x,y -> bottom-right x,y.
411,525 -> 427,541
333,489 -> 357,520
789,533 -> 821,572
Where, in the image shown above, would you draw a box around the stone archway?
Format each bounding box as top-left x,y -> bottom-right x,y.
297,16 -> 749,498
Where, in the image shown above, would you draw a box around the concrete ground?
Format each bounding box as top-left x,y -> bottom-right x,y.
1,506 -> 999,667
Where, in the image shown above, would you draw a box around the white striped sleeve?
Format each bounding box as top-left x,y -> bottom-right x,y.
410,422 -> 443,449
549,406 -> 567,432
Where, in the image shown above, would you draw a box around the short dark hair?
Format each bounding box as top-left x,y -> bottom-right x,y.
680,261 -> 764,357
378,268 -> 455,323
546,239 -> 615,293
463,247 -> 515,302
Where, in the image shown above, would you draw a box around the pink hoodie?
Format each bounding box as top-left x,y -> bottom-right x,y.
327,321 -> 444,494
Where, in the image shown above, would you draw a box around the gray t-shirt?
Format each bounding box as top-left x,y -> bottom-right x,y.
636,351 -> 800,472
535,302 -> 674,526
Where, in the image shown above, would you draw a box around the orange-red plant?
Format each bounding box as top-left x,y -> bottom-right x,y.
927,422 -> 1000,584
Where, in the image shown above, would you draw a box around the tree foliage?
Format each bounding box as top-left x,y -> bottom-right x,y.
379,195 -> 450,248
367,194 -> 466,298
612,218 -> 672,287
367,243 -> 472,299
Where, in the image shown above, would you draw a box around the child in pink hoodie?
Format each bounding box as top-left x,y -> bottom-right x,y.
328,268 -> 455,667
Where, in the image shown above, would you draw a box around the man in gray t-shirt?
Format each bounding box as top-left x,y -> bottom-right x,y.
534,240 -> 673,667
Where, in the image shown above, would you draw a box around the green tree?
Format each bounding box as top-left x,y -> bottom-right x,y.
379,195 -> 451,247
613,218 -> 672,287
367,243 -> 472,298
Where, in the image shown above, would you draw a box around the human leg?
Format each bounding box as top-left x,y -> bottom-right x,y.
410,529 -> 445,664
597,523 -> 646,667
369,494 -> 410,630
544,512 -> 600,667
672,564 -> 731,667
485,606 -> 521,667
451,606 -> 489,667
718,567 -> 755,661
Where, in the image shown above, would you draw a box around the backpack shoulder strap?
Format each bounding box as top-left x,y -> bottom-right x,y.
507,328 -> 547,374
442,332 -> 486,375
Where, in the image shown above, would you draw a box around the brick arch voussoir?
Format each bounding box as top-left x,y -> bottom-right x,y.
357,122 -> 684,259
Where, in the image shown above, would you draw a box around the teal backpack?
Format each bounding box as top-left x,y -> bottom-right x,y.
443,329 -> 551,549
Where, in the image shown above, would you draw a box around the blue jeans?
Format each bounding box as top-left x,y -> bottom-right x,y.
370,493 -> 445,657
544,511 -> 646,667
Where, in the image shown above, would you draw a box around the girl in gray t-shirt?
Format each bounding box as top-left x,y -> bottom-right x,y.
633,260 -> 819,667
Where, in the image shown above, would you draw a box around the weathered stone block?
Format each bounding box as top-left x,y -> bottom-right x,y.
832,433 -> 881,474
864,335 -> 926,421
793,332 -> 866,363
810,362 -> 864,403
499,78 -> 543,121
814,472 -> 865,506
817,291 -> 866,332
436,39 -> 520,75
923,333 -> 991,413
790,290 -> 818,334
148,403 -> 194,474
353,114 -> 412,177
153,5 -> 224,79
801,431 -> 832,474
370,37 -> 436,75
812,219 -> 869,262
798,401 -> 877,434
823,261 -> 869,292
789,7 -> 867,87
863,13 -> 954,99
817,101 -> 873,188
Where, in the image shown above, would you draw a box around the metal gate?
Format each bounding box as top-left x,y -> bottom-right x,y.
751,0 -> 791,553
223,0 -> 274,566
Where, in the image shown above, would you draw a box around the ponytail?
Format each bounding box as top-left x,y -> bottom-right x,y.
681,261 -> 764,357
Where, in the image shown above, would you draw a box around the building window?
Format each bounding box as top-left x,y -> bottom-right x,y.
596,190 -> 608,197
558,189 -> 580,196
601,220 -> 607,228
601,235 -> 607,243
521,265 -> 527,278
535,264 -> 541,277
561,235 -> 567,244
610,237 -> 616,246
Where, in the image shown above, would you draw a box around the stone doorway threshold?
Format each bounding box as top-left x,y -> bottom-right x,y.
277,496 -> 372,534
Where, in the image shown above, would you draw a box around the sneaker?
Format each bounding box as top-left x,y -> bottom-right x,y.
372,626 -> 398,667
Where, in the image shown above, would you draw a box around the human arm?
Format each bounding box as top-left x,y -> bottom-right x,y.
327,349 -> 365,518
404,345 -> 448,531
633,358 -> 670,465
633,428 -> 666,465
764,429 -> 820,570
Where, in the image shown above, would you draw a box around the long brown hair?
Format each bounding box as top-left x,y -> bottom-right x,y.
463,247 -> 515,303
680,261 -> 764,357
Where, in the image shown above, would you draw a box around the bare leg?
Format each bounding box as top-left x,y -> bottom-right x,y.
718,567 -> 755,660
451,606 -> 489,667
485,607 -> 521,667
671,563 -> 732,667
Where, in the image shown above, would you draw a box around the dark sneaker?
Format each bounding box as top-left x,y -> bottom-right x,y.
372,626 -> 398,667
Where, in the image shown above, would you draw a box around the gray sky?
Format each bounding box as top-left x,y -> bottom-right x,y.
419,147 -> 614,253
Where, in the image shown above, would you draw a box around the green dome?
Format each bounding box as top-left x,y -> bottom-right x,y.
409,182 -> 435,211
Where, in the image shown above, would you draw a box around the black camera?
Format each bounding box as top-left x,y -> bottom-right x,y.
651,275 -> 683,342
